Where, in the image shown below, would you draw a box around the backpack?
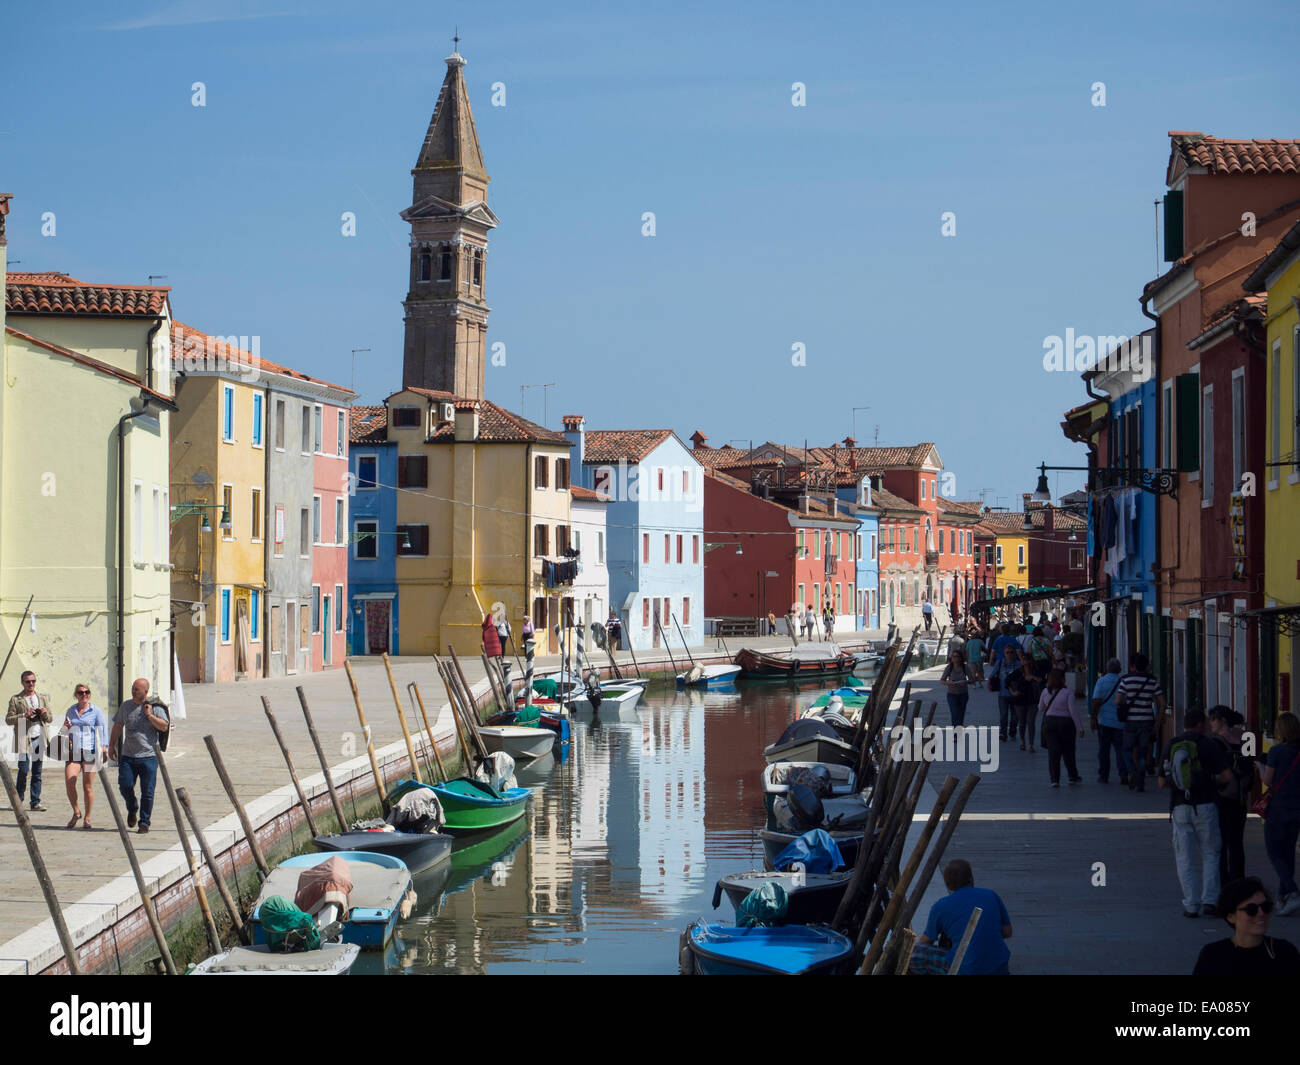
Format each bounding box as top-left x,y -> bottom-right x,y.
1215,738 -> 1253,806
1167,737 -> 1206,800
1030,637 -> 1051,662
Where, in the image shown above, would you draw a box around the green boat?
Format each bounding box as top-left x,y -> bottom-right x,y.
390,778 -> 531,835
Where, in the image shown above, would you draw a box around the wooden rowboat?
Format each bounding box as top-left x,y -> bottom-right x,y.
735,643 -> 856,679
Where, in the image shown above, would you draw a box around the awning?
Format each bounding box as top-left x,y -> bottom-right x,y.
970,585 -> 1097,613
1235,604 -> 1300,637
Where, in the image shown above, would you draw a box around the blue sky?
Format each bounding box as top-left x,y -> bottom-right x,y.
4,0 -> 1298,508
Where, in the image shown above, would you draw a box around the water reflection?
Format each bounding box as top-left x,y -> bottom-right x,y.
388,675 -> 872,974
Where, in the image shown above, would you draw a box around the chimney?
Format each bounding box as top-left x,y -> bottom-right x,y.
562,414 -> 585,467
454,400 -> 479,442
690,429 -> 708,450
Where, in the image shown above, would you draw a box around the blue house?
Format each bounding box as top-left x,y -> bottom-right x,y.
837,474 -> 880,631
1081,329 -> 1158,672
563,418 -> 705,652
347,406 -> 400,655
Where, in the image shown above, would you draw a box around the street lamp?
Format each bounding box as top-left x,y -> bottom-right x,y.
1032,460 -> 1177,499
705,541 -> 743,556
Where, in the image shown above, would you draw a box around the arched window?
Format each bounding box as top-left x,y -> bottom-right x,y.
418,253 -> 431,282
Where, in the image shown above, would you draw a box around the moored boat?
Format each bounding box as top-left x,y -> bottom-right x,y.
713,870 -> 855,927
680,921 -> 855,975
675,663 -> 742,688
477,723 -> 556,762
759,828 -> 862,871
762,718 -> 857,767
190,942 -> 361,975
735,642 -> 856,679
313,829 -> 452,872
761,761 -> 858,818
416,777 -> 531,835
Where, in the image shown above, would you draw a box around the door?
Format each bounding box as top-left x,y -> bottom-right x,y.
365,600 -> 391,655
322,596 -> 331,665
1217,617 -> 1233,713
1173,624 -> 1187,732
652,598 -> 661,647
286,602 -> 298,674
1233,601 -> 1247,717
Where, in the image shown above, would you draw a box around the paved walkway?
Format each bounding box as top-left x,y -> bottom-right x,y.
900,668 -> 1276,974
0,631 -> 882,968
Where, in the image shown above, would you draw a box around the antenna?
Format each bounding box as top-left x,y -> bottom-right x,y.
350,348 -> 371,393
148,275 -> 167,285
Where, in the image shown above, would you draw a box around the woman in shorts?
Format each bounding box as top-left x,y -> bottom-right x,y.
62,684 -> 107,829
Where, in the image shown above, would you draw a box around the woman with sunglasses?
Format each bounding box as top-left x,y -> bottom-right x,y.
1193,877 -> 1300,975
62,684 -> 107,829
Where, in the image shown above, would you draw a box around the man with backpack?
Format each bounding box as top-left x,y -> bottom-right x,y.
1114,652 -> 1166,792
1090,657 -> 1130,785
1157,708 -> 1233,917
1207,706 -> 1257,885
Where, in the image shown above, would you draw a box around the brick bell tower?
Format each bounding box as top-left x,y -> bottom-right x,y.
400,48 -> 498,399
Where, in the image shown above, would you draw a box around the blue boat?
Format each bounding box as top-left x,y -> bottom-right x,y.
676,663 -> 742,688
251,851 -> 413,951
680,921 -> 855,975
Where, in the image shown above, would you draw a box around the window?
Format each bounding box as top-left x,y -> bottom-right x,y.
1231,370 -> 1245,490
250,590 -> 261,642
556,525 -> 570,554
572,530 -> 581,555
392,406 -> 421,429
355,521 -> 378,559
398,455 -> 428,488
682,469 -> 689,494
335,498 -> 345,545
335,584 -> 344,631
643,534 -> 649,563
300,508 -> 310,557
220,588 -> 231,643
222,386 -> 234,441
535,456 -> 549,489
313,406 -> 323,452
657,468 -> 665,492
663,599 -> 670,625
312,586 -> 321,633
274,505 -> 285,556
222,485 -> 234,541
556,458 -> 569,489
439,250 -> 452,281
664,535 -> 670,563
312,496 -> 321,544
270,605 -> 281,653
274,399 -> 285,450
534,524 -> 549,556
1202,385 -> 1214,504
676,535 -> 683,563
358,455 -> 377,489
814,531 -> 821,559
532,597 -> 547,630
419,253 -> 431,282
301,404 -> 312,452
996,544 -> 1003,566
683,597 -> 690,625
337,411 -> 345,456
642,600 -> 650,627
1017,544 -> 1025,567
797,529 -> 805,556
813,582 -> 821,612
949,530 -> 955,554
692,535 -> 699,563
252,393 -> 263,447
598,532 -> 605,563
251,488 -> 262,541
152,486 -> 162,563
798,582 -> 805,607
1069,547 -> 1084,569
870,533 -> 876,559
1163,380 -> 1174,469
397,524 -> 429,556
472,252 -> 482,287
132,482 -> 143,562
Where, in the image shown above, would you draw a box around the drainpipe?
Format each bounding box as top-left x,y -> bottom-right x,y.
117,395 -> 154,709
1140,294 -> 1163,672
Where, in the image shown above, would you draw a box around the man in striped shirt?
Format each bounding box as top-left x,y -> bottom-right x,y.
1114,652 -> 1167,793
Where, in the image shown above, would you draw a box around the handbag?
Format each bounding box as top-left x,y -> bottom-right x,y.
1254,748 -> 1300,819
988,672 -> 1001,693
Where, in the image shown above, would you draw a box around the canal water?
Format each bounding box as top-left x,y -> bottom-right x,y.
372,674 -> 872,975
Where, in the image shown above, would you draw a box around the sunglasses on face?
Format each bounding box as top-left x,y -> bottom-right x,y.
1238,900 -> 1274,917
75,690 -> 90,696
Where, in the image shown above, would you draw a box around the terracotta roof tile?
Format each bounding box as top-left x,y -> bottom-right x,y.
6,272 -> 169,317
569,485 -> 606,502
350,405 -> 388,443
172,321 -> 354,394
427,399 -> 569,444
582,429 -> 674,464
871,486 -> 922,515
1171,133 -> 1300,176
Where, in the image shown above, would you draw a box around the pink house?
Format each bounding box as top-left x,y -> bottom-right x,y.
312,400 -> 350,669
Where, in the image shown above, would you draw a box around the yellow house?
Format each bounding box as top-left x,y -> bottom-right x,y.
169,322 -> 268,684
381,388 -> 573,657
1244,219 -> 1300,727
1,200 -> 176,710
983,513 -> 1030,594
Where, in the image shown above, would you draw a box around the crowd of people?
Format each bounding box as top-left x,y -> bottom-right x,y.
5,671 -> 169,832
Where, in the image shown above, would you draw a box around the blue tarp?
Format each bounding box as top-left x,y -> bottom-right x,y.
736,882 -> 789,927
772,829 -> 845,873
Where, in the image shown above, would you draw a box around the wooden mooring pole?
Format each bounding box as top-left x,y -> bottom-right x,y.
153,743 -> 222,956
177,787 -> 247,943
203,734 -> 270,879
98,780 -> 177,974
296,686 -> 349,832
260,697 -> 320,838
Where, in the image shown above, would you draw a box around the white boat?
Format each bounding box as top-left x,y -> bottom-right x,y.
190,942 -> 360,975
761,761 -> 859,801
477,724 -> 555,762
675,663 -> 742,688
564,683 -> 645,713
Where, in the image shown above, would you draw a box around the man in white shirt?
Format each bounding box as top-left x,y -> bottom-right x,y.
6,671 -> 52,811
921,599 -> 934,631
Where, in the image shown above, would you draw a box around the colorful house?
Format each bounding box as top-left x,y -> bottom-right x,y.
567,420 -> 704,651
569,485 -> 612,634
311,393 -> 352,670
2,218 -> 175,707
169,322 -> 269,684
1243,218 -> 1300,731
836,474 -> 880,630
982,513 -> 1030,596
347,406 -> 400,655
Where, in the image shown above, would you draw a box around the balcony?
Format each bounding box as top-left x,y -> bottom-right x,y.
925,551 -> 939,569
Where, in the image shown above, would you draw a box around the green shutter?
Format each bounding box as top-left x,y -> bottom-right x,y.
1186,618 -> 1202,712
1163,190 -> 1184,261
1175,373 -> 1200,472
1152,615 -> 1170,695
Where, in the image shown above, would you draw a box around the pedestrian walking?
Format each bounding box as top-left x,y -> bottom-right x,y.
62,683 -> 107,830
940,648 -> 975,727
1158,707 -> 1233,918
1114,652 -> 1165,792
1039,668 -> 1084,787
1207,706 -> 1256,886
1193,878 -> 1300,975
1260,711 -> 1300,916
605,609 -> 622,651
1090,658 -> 1130,785
989,643 -> 1019,742
6,670 -> 52,811
108,678 -> 170,834
1006,652 -> 1038,753
921,598 -> 934,632
916,859 -> 1013,975
964,628 -> 985,685
822,604 -> 834,640
803,604 -> 815,640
